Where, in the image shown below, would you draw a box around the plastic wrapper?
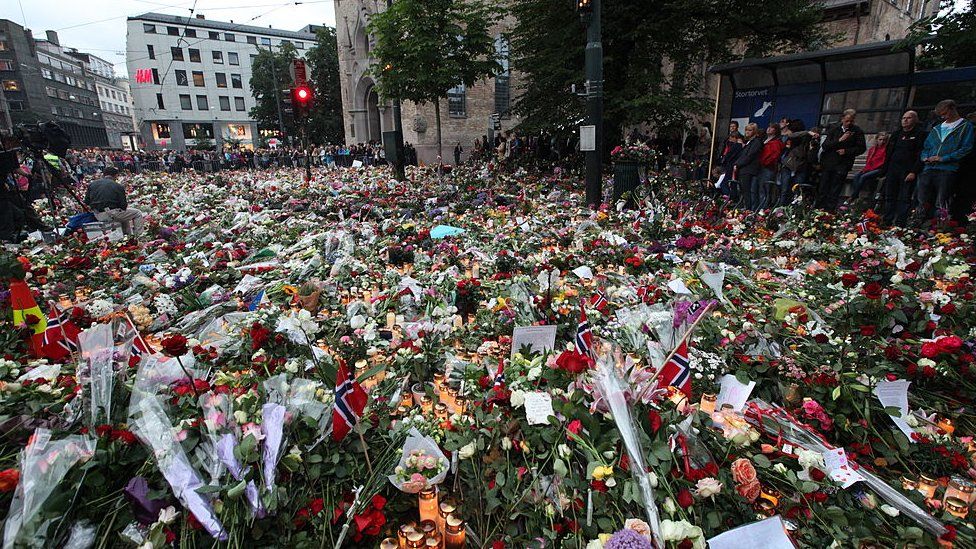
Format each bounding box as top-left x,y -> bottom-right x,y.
76,323 -> 115,426
591,344 -> 663,547
388,428 -> 450,493
744,399 -> 947,537
261,402 -> 287,492
197,312 -> 249,353
130,397 -> 227,540
63,521 -> 96,549
2,429 -> 96,549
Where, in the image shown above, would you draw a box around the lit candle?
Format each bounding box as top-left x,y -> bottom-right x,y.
760,486 -> 780,508
444,514 -> 465,549
425,532 -> 442,548
419,488 -> 438,524
435,403 -> 449,422
454,397 -> 467,415
398,523 -> 417,548
418,519 -> 437,537
380,537 -> 398,549
699,393 -> 716,415
437,499 -> 456,535
387,312 -> 397,329
421,395 -> 433,414
945,476 -> 975,505
58,295 -> 72,309
945,497 -> 969,519
917,474 -> 938,499
901,475 -> 918,491
938,418 -> 955,436
406,532 -> 426,548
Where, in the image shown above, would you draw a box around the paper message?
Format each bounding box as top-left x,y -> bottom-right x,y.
707,516 -> 796,549
822,447 -> 863,489
572,266 -> 594,280
873,380 -> 916,442
524,392 -> 555,425
715,374 -> 756,412
511,325 -> 557,360
667,278 -> 692,294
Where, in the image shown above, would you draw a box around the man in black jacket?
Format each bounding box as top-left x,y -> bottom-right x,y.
85,166 -> 144,236
816,109 -> 866,210
733,122 -> 763,210
881,110 -> 927,226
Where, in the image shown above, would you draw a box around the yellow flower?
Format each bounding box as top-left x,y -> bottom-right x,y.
592,465 -> 614,480
282,285 -> 299,296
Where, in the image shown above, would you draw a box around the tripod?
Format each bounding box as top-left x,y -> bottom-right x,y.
26,149 -> 89,242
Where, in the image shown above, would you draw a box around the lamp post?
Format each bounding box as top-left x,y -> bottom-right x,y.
385,0 -> 407,182
578,0 -> 603,208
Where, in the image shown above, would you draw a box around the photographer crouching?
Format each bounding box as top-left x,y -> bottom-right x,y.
85,166 -> 145,237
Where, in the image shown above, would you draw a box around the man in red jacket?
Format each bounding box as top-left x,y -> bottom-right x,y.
757,124 -> 785,210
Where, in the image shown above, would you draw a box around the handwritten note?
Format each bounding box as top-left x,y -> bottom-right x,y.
523,392 -> 555,425
715,374 -> 756,412
873,380 -> 916,442
667,278 -> 692,295
822,448 -> 862,489
511,325 -> 557,360
707,516 -> 796,549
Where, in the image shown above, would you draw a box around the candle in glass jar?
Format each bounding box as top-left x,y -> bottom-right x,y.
945,476 -> 975,505
444,514 -> 465,549
425,533 -> 442,548
454,397 -> 467,415
917,474 -> 938,499
434,403 -> 449,421
946,497 -> 969,519
901,475 -> 918,491
419,488 -> 439,524
420,395 -> 433,414
760,486 -> 780,508
418,519 -> 437,537
406,532 -> 426,548
437,499 -> 457,534
398,523 -> 417,548
700,393 -> 717,415
58,295 -> 72,308
380,537 -> 398,549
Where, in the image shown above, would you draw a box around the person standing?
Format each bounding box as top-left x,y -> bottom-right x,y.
454,142 -> 463,166
847,132 -> 888,203
881,111 -> 927,226
916,99 -> 975,223
757,123 -> 785,209
733,123 -> 764,210
951,112 -> 976,223
84,166 -> 145,237
816,109 -> 866,210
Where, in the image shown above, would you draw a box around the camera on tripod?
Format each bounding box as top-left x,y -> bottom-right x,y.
14,121 -> 72,158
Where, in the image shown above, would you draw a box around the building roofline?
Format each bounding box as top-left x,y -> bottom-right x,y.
127,12 -> 318,41
709,41 -> 912,74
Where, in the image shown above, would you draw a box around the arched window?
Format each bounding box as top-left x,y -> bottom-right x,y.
494,35 -> 510,117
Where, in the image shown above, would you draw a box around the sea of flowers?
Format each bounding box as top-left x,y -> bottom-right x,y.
1,162 -> 976,549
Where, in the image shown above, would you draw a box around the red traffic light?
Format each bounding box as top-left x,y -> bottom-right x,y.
292,85 -> 313,105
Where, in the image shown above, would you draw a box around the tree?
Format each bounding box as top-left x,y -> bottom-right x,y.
905,0 -> 976,69
249,32 -> 346,146
509,0 -> 831,151
367,0 -> 499,158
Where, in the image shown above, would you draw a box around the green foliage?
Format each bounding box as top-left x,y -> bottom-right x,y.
509,0 -> 832,144
905,0 -> 976,69
367,0 -> 500,155
248,31 -> 346,145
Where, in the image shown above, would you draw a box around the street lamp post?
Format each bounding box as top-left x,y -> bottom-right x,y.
385,0 -> 407,182
579,0 -> 603,208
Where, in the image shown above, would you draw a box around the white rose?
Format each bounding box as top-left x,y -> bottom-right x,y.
527,366 -> 542,380
350,315 -> 366,330
157,506 -> 179,525
663,497 -> 676,515
695,477 -> 722,498
773,463 -> 788,474
509,390 -> 526,408
233,410 -> 248,424
880,504 -> 900,517
584,541 -> 604,549
557,444 -> 572,459
647,471 -> 659,488
502,437 -> 512,451
458,442 -> 476,460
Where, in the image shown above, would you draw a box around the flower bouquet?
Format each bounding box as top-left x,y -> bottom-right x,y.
610,142 -> 659,166
389,428 -> 449,493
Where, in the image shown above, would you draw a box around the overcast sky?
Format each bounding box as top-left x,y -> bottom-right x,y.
8,0 -> 337,75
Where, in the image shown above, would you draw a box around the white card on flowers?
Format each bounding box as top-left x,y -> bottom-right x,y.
523,392 -> 555,425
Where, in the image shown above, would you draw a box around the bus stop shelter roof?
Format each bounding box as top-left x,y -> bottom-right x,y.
709,41 -> 914,89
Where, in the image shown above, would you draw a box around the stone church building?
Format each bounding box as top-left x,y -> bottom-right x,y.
333,0 -> 518,163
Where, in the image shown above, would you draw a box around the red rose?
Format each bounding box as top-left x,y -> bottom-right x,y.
859,325 -> 876,337
160,334 -> 188,357
647,410 -> 662,434
24,314 -> 41,326
809,468 -> 826,481
841,273 -> 859,288
555,350 -> 593,374
730,458 -> 757,485
940,303 -> 957,315
920,342 -> 940,358
493,541 -> 506,549
0,468 -> 19,492
676,488 -> 694,508
861,282 -> 883,300
566,419 -> 583,437
938,335 -> 963,354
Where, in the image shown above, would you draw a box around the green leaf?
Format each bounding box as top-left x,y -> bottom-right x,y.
752,455 -> 771,469
831,386 -> 842,401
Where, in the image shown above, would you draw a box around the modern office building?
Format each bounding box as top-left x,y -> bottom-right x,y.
125,12 -> 316,150
66,50 -> 140,149
0,21 -> 108,147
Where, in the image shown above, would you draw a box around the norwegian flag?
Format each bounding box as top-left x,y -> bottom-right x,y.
575,300 -> 596,359
657,341 -> 692,398
332,360 -> 368,442
856,218 -> 870,234
590,290 -> 609,313
41,303 -> 80,361
492,358 -> 505,389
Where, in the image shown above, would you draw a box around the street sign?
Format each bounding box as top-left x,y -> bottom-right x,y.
580,125 -> 596,151
489,113 -> 501,130
290,59 -> 308,87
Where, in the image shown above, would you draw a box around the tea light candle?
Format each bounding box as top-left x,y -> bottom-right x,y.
425,533 -> 442,548
419,488 -> 438,524
945,497 -> 969,519
444,514 -> 465,549
917,474 -> 938,499
434,402 -> 449,421
406,531 -> 426,548
938,418 -> 955,436
760,486 -> 781,508
418,519 -> 437,536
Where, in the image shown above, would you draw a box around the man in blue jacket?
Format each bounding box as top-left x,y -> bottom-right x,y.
916,99 -> 975,223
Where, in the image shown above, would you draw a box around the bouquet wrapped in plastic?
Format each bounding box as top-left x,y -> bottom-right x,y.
388,428 -> 449,493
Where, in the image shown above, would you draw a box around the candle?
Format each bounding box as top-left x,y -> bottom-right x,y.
917,474 -> 938,499
434,403 -> 449,421
387,312 -> 397,329
425,533 -> 442,548
945,476 -> 975,505
418,519 -> 437,537
901,475 -> 918,491
938,418 -> 955,435
700,393 -> 717,415
406,532 -> 426,548
421,395 -> 433,414
380,537 -> 398,549
444,514 -> 465,549
945,497 -> 969,519
454,397 -> 467,415
419,488 -> 438,524
472,264 -> 480,278
398,523 -> 417,548
754,499 -> 776,517
437,499 -> 457,535
760,486 -> 780,508
58,295 -> 72,308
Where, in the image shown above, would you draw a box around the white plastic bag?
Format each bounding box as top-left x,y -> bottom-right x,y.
388,428 -> 449,494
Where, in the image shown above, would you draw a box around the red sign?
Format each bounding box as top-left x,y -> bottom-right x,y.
135,69 -> 153,84
290,59 -> 307,87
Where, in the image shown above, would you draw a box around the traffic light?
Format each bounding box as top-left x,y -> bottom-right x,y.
576,0 -> 592,13
291,85 -> 314,119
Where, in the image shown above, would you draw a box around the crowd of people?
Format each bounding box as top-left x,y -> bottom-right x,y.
714,99 -> 975,225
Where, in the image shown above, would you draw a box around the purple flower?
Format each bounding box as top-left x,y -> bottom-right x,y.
605,529 -> 653,549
